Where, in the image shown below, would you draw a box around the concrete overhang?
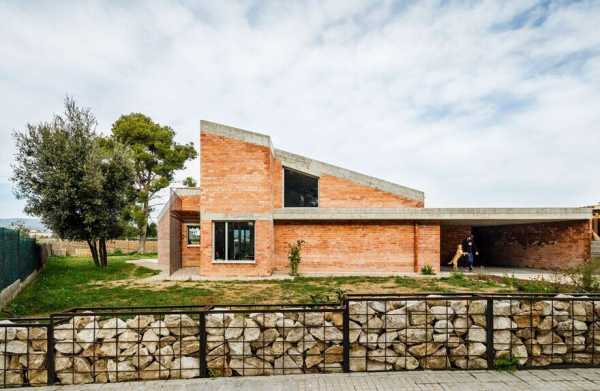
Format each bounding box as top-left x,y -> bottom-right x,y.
273,207 -> 593,226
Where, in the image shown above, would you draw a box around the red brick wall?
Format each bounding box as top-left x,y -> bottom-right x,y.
200,133 -> 273,213
440,225 -> 472,266
474,221 -> 591,270
415,223 -> 441,272
198,132 -> 274,276
180,195 -> 200,210
181,223 -> 201,267
158,210 -> 170,268
272,159 -> 283,209
273,221 -> 420,273
319,175 -> 424,208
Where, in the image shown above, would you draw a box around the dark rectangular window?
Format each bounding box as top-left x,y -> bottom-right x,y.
214,222 -> 226,260
213,221 -> 254,261
187,225 -> 201,245
284,167 -> 319,207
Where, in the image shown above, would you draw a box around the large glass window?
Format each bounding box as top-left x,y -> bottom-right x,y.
284,167 -> 319,207
213,221 -> 255,261
187,225 -> 200,246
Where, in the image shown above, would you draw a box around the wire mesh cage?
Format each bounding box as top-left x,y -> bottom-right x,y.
4,293 -> 600,388
1,318 -> 50,388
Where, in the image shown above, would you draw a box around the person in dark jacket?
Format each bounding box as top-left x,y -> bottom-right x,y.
461,233 -> 479,271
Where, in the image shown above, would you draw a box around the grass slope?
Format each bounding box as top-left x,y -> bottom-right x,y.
3,254 -> 584,318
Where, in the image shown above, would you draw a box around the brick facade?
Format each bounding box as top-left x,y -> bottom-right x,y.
157,210 -> 170,268
318,175 -> 424,208
158,121 -> 591,277
181,223 -> 201,267
415,223 -> 441,273
474,221 -> 591,270
198,132 -> 274,276
273,221 -> 420,274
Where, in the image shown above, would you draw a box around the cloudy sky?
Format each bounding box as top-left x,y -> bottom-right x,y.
1,0 -> 599,219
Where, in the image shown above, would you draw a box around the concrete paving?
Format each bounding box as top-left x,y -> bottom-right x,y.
130,258 -> 566,283
23,369 -> 600,391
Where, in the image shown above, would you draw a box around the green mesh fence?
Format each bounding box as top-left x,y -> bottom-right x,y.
0,227 -> 41,291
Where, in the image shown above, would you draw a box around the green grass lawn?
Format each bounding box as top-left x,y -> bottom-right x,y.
1,254 -> 583,318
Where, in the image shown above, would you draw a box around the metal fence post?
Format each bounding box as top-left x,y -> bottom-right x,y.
342,298 -> 350,372
47,315 -> 56,385
485,298 -> 494,369
199,311 -> 208,378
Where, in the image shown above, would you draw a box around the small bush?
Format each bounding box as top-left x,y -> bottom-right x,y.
288,240 -> 305,276
111,248 -> 123,256
494,356 -> 519,371
420,264 -> 435,275
564,259 -> 600,292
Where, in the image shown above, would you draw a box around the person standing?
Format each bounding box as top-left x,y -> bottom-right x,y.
461,233 -> 479,271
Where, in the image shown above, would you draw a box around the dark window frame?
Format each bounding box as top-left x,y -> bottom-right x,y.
186,224 -> 201,246
212,221 -> 255,262
283,167 -> 319,208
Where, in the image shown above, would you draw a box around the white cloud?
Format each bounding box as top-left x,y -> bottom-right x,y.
0,0 -> 599,219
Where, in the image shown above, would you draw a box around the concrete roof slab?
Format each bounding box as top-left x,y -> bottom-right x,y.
273,207 -> 592,225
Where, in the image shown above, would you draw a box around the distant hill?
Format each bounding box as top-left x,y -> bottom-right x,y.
0,218 -> 48,231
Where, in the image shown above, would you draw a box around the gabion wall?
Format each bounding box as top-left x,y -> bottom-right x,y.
2,294 -> 600,388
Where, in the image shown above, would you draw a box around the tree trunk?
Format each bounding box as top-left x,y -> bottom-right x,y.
137,200 -> 149,254
87,239 -> 100,267
99,238 -> 108,267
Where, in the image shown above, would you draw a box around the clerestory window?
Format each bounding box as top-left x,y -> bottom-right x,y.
284,167 -> 319,207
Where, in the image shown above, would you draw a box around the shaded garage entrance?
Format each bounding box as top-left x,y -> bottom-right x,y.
440,219 -> 592,271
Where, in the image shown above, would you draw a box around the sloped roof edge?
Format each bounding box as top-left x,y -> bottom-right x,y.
274,149 -> 425,202
201,120 -> 272,149
200,120 -> 425,202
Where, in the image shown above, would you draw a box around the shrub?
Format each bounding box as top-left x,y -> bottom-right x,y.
288,240 -> 305,276
495,356 -> 519,371
564,258 -> 600,292
112,248 -> 123,256
420,264 -> 435,275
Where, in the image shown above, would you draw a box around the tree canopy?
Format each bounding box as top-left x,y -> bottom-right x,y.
182,176 -> 197,187
111,113 -> 196,252
12,98 -> 134,266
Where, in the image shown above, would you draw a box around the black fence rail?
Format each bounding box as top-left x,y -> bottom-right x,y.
4,293 -> 600,388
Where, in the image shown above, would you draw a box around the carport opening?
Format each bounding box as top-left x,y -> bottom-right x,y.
440,220 -> 591,271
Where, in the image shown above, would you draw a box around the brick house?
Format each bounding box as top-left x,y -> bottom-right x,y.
158,121 -> 593,277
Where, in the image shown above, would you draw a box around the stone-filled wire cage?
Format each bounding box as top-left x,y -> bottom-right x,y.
346,294 -> 491,370
47,305 -> 209,385
4,293 -> 600,388
204,304 -> 344,376
487,294 -> 600,367
347,293 -> 600,370
1,318 -> 50,387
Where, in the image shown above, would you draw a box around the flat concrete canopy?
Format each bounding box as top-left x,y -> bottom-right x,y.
273,207 -> 592,226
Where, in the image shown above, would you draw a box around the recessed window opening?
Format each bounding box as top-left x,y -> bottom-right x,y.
284,167 -> 318,207
213,221 -> 255,261
187,225 -> 200,245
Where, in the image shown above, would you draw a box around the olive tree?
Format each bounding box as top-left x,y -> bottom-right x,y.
12,98 -> 134,267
